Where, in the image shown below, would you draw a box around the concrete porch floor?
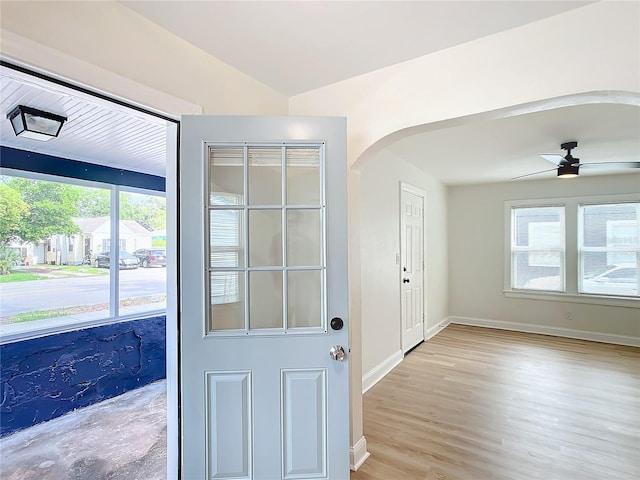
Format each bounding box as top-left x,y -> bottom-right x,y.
0,380 -> 167,480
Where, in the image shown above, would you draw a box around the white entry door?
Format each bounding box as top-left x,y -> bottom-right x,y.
180,116 -> 350,480
400,184 -> 425,353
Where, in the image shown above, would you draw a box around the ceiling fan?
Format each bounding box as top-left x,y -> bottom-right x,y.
513,141 -> 640,179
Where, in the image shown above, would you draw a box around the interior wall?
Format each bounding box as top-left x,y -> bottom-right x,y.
0,1 -> 288,116
448,174 -> 640,339
358,151 -> 448,376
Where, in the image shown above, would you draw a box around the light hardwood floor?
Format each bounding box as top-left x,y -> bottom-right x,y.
350,324 -> 640,480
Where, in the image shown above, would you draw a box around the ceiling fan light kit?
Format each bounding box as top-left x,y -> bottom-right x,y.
557,164 -> 579,178
556,142 -> 580,178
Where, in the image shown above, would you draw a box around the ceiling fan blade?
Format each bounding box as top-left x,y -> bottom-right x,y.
512,167 -> 559,180
577,161 -> 640,170
540,154 -> 564,165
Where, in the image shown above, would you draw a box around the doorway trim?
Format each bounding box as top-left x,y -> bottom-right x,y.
0,58 -> 185,480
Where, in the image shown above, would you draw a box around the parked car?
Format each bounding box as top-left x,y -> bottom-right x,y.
581,264 -> 637,297
133,248 -> 167,268
523,264 -> 638,297
94,250 -> 139,269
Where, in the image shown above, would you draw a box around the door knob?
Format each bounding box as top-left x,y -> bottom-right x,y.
329,345 -> 346,362
403,278 -> 410,283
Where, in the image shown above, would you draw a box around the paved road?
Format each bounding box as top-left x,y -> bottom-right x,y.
0,267 -> 167,316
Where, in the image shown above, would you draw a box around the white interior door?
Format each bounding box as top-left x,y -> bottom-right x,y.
400,184 -> 425,353
180,116 -> 350,480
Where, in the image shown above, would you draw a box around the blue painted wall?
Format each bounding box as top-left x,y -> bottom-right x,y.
0,315 -> 166,437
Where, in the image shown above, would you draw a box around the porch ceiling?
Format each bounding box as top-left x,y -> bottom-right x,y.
0,65 -> 169,177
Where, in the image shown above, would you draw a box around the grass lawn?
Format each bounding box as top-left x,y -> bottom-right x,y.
43,265 -> 106,274
0,265 -> 107,283
0,271 -> 45,283
5,295 -> 166,323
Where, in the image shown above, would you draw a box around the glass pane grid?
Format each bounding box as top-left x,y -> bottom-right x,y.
209,147 -> 244,206
206,143 -> 327,335
248,146 -> 283,205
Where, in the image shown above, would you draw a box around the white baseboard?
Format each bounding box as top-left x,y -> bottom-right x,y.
425,318 -> 451,341
449,316 -> 640,347
349,436 -> 370,471
362,350 -> 403,394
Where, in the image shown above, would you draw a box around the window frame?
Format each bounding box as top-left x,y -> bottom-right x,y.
504,193 -> 640,308
0,168 -> 167,343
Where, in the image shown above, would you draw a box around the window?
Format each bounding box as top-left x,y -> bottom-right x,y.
505,196 -> 639,305
511,206 -> 565,292
0,172 -> 166,339
579,203 -> 639,297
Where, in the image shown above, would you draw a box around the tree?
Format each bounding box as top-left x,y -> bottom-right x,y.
119,193 -> 166,231
76,190 -> 166,232
75,188 -> 110,217
7,178 -> 80,244
0,183 -> 29,246
1,176 -> 166,249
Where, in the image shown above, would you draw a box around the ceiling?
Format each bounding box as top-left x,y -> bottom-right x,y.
119,0 -> 592,97
1,1 -> 638,185
386,102 -> 640,185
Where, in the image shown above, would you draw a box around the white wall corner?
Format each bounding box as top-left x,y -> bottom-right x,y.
450,316 -> 640,347
425,318 -> 452,341
349,436 -> 370,471
362,350 -> 403,394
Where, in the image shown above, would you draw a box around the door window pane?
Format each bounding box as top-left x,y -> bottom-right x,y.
287,271 -> 322,328
210,272 -> 244,330
287,209 -> 321,266
210,209 -> 243,268
209,147 -> 244,205
249,209 -> 282,267
249,271 -> 283,329
286,148 -> 320,205
248,147 -> 281,205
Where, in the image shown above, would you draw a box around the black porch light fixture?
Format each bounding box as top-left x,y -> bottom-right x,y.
7,105 -> 67,141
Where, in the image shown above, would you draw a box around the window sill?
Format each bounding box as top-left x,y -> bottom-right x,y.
503,290 -> 639,309
0,309 -> 167,345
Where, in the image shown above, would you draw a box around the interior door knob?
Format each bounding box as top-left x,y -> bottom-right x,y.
403,278 -> 410,283
329,345 -> 346,362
